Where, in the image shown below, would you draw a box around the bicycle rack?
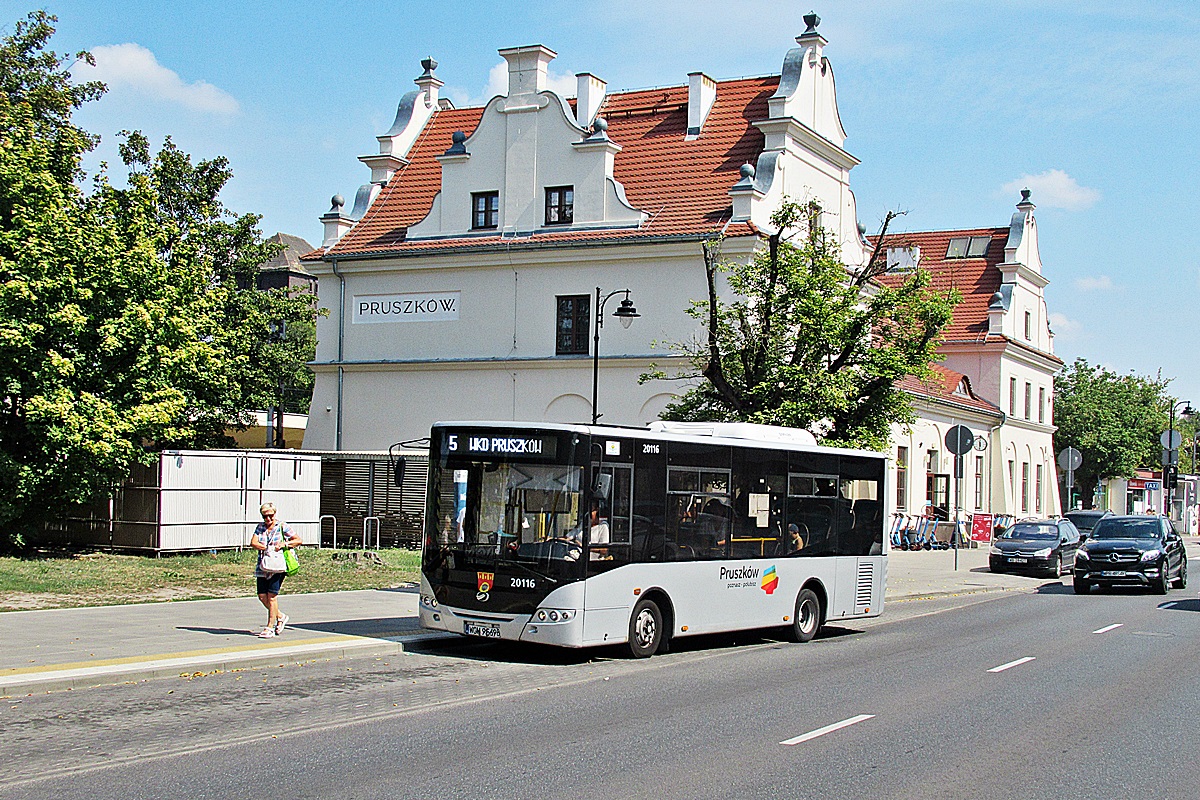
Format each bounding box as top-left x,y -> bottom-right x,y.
363,516 -> 381,550
319,514 -> 337,550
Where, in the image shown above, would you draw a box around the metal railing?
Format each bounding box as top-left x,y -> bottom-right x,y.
319,514 -> 337,549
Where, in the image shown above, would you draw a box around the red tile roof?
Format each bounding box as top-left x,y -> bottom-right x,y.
872,227 -> 1010,344
897,363 -> 1001,415
307,76 -> 779,260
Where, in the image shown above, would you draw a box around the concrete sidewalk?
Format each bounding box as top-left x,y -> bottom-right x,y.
0,545 -> 1092,697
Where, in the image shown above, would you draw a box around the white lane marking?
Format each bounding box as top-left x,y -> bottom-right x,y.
780,714 -> 875,746
1093,623 -> 1123,634
988,656 -> 1036,673
1161,602 -> 1180,609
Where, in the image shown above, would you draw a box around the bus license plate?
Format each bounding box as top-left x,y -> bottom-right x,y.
464,622 -> 501,638
1007,557 -> 1027,563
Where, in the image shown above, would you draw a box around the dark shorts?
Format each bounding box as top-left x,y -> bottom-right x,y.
257,573 -> 285,595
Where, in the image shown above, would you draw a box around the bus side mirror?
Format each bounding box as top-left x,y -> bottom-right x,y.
593,473 -> 612,502
393,459 -> 404,487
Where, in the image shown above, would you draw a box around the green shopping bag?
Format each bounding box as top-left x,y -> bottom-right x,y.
283,546 -> 300,576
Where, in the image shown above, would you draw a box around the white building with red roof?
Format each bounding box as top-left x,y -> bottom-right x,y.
300,15 -> 1061,521
879,192 -> 1063,524
302,15 -> 869,449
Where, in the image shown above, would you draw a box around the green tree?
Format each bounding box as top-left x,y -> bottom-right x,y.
1053,358 -> 1171,509
642,198 -> 960,450
0,12 -> 317,543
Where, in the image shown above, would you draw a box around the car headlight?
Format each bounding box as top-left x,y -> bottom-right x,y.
1075,549 -> 1089,561
990,545 -> 1002,555
1141,550 -> 1162,562
1033,547 -> 1052,558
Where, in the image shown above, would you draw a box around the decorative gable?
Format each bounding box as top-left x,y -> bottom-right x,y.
405,45 -> 644,239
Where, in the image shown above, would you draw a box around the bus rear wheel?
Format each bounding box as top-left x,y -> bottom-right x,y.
627,597 -> 663,658
786,588 -> 821,643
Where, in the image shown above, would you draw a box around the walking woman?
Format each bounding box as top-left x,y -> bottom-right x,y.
251,502 -> 302,638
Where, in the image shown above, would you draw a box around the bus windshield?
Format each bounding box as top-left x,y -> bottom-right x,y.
425,430 -> 590,582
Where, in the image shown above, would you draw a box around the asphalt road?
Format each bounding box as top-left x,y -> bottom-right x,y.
2,581 -> 1197,799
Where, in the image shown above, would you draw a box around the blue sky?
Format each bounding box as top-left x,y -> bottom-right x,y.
6,1 -> 1199,404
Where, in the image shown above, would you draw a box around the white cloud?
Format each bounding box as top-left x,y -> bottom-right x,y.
1074,275 -> 1114,291
1049,312 -> 1082,339
475,61 -> 578,106
76,43 -> 239,115
1001,170 -> 1099,211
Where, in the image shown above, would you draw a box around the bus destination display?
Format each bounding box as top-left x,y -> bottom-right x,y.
444,431 -> 558,459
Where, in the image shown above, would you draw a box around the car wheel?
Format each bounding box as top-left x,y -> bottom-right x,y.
1048,554 -> 1063,578
1177,558 -> 1188,589
627,597 -> 663,658
786,588 -> 821,643
1154,560 -> 1171,594
1073,577 -> 1091,594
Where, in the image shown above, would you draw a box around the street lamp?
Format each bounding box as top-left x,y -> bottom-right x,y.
1164,399 -> 1194,518
591,287 -> 639,425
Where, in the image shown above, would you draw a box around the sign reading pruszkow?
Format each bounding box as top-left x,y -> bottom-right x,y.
353,291 -> 459,323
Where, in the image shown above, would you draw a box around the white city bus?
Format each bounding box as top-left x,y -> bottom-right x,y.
418,420 -> 887,657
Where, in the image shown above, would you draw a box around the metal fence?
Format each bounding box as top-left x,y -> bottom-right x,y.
40,449 -> 429,553
317,451 -> 428,550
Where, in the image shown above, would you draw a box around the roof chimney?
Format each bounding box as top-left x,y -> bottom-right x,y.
686,72 -> 716,140
498,45 -> 557,98
576,72 -> 606,128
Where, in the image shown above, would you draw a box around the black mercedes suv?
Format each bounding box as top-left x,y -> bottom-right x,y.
1072,515 -> 1187,594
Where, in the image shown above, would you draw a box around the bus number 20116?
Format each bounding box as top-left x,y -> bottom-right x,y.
510,577 -> 536,589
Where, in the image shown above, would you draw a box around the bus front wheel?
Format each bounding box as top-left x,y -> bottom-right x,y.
787,588 -> 821,643
627,597 -> 663,658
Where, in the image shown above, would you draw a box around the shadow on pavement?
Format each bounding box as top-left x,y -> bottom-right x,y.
404,623 -> 865,665
1033,582 -> 1074,595
176,626 -> 262,637
1158,598 -> 1200,611
288,617 -> 421,638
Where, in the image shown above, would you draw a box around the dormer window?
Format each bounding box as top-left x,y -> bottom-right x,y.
545,186 -> 574,225
472,191 -> 499,230
946,236 -> 990,259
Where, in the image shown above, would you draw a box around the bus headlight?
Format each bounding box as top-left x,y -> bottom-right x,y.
534,608 -> 575,623
420,594 -> 438,608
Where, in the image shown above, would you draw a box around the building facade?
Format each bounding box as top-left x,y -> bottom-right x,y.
880,199 -> 1064,521
302,17 -> 871,451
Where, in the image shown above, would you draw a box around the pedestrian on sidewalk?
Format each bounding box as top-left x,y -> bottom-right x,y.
251,502 -> 302,638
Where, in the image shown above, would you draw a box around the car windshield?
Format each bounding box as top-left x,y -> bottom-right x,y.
1065,512 -> 1105,531
1000,522 -> 1057,539
1091,518 -> 1160,540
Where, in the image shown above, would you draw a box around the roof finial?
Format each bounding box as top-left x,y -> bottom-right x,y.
1020,187 -> 1032,203
803,11 -> 821,35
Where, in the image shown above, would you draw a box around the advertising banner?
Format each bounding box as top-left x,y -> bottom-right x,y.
970,513 -> 995,542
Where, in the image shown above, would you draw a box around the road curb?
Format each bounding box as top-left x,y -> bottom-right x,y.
0,633 -> 450,697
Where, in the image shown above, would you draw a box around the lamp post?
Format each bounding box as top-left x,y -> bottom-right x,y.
1164,399 -> 1194,518
591,287 -> 639,425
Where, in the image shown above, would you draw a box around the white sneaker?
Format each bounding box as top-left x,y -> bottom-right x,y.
275,613 -> 289,635
256,627 -> 276,639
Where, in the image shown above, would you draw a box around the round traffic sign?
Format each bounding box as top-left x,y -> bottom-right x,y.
1161,430 -> 1182,449
944,425 -> 974,455
1057,447 -> 1082,471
